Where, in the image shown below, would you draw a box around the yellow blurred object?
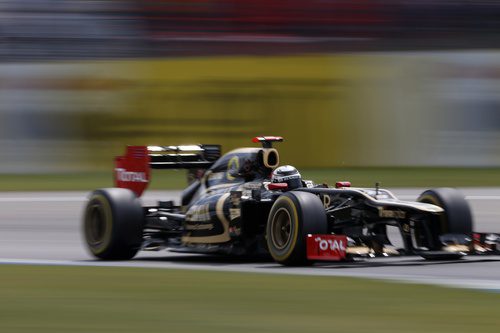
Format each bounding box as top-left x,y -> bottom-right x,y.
77,55 -> 393,168
2,51 -> 500,172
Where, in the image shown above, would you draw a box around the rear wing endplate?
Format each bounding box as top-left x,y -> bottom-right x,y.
114,144 -> 220,196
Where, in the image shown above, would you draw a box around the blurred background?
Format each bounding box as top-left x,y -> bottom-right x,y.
2,5 -> 500,331
1,0 -> 500,183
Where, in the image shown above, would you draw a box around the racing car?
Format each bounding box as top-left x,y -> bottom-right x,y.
83,136 -> 500,265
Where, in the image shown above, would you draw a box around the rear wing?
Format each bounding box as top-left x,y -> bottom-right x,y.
114,144 -> 220,196
147,144 -> 221,169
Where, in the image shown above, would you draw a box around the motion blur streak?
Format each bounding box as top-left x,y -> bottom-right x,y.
2,0 -> 500,60
0,1 -> 500,173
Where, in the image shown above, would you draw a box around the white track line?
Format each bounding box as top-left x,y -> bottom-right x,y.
1,258 -> 499,291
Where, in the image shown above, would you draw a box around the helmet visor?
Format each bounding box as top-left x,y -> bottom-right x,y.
286,177 -> 302,190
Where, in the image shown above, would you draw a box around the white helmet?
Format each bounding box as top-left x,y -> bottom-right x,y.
271,165 -> 302,190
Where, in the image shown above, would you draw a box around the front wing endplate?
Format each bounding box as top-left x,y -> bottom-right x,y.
306,234 -> 347,261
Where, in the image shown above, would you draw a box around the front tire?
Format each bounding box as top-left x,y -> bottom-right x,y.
266,191 -> 327,266
417,188 -> 473,235
417,188 -> 473,260
83,188 -> 144,260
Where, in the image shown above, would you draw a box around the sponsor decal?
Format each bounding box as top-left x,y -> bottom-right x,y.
322,194 -> 331,209
226,156 -> 239,181
314,236 -> 346,252
306,234 -> 347,261
186,203 -> 211,222
274,174 -> 300,182
378,209 -> 406,219
114,146 -> 150,196
115,168 -> 148,183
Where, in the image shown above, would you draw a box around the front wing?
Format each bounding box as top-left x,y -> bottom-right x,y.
306,232 -> 500,261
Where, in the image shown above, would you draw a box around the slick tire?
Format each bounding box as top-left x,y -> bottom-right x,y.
417,188 -> 473,260
266,191 -> 327,266
83,188 -> 143,260
417,188 -> 473,235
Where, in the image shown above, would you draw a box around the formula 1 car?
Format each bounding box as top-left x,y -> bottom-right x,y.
83,136 -> 500,265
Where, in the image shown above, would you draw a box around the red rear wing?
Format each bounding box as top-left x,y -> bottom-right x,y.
114,146 -> 151,197
114,144 -> 221,196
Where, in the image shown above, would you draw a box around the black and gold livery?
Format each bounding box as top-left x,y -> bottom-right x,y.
83,137 -> 499,266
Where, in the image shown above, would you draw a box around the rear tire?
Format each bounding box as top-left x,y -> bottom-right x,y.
83,188 -> 144,260
266,191 -> 327,266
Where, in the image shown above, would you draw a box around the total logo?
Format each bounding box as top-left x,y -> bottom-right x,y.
115,168 -> 148,183
314,237 -> 346,252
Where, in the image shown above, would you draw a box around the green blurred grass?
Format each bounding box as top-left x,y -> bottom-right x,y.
2,167 -> 500,191
0,265 -> 499,333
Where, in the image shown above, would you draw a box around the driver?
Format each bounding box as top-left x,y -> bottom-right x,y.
271,165 -> 303,190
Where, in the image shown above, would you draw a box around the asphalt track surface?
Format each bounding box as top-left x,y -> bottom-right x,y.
1,188 -> 500,291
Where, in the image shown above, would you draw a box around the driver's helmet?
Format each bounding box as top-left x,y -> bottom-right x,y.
271,165 -> 302,190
